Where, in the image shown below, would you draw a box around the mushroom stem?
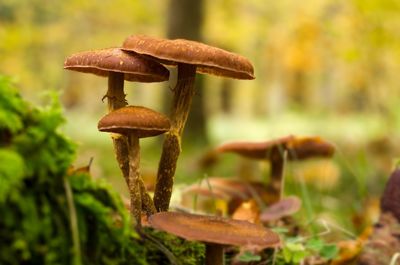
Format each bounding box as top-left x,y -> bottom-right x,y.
107,72 -> 126,111
269,149 -> 285,203
140,181 -> 157,216
107,72 -> 156,215
205,243 -> 224,265
107,72 -> 130,188
154,64 -> 197,212
127,133 -> 142,226
115,139 -> 156,216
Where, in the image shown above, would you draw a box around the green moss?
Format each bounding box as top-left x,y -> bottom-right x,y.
0,75 -> 145,265
143,228 -> 205,265
0,75 -> 205,265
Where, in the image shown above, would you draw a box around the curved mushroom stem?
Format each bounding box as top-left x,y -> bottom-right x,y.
127,133 -> 142,226
107,72 -> 156,215
154,64 -> 197,212
205,243 -> 224,265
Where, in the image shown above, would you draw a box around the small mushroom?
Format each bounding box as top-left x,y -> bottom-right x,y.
122,35 -> 255,212
180,185 -> 232,215
149,211 -> 280,265
98,106 -> 170,225
381,167 -> 400,222
64,48 -> 169,214
216,136 -> 335,202
181,177 -> 274,215
260,196 -> 302,222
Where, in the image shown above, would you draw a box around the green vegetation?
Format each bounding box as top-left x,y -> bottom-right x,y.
0,76 -> 204,265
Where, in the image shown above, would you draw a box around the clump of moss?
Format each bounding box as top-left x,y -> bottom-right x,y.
0,75 -> 204,265
144,228 -> 205,265
0,75 -> 146,264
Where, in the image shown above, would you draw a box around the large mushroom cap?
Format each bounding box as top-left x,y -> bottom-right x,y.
64,48 -> 169,82
149,212 -> 280,250
98,105 -> 170,138
216,136 -> 335,160
122,35 -> 255,80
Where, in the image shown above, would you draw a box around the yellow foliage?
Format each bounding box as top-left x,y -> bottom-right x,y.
291,160 -> 341,190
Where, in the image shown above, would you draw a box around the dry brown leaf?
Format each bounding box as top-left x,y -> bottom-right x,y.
232,199 -> 260,224
331,227 -> 372,265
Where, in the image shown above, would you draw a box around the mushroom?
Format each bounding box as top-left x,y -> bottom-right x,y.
122,35 -> 255,212
182,177 -> 275,214
64,48 -> 169,214
260,196 -> 302,223
98,105 -> 170,225
381,167 -> 400,222
216,136 -> 335,203
149,211 -> 280,265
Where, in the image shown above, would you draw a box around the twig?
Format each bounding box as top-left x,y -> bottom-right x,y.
63,176 -> 82,265
389,252 -> 400,265
138,229 -> 181,265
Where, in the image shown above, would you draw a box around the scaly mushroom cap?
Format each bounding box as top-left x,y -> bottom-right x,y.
149,212 -> 280,250
98,105 -> 170,138
216,136 -> 335,161
64,48 -> 169,82
122,35 -> 255,80
260,196 -> 302,222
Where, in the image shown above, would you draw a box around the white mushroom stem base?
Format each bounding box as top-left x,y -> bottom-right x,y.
127,133 -> 142,226
205,243 -> 224,265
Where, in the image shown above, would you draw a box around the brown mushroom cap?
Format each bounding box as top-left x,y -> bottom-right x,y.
286,137 -> 335,159
149,212 -> 280,250
98,106 -> 170,138
182,178 -> 277,214
216,136 -> 294,159
122,35 -> 255,80
260,196 -> 302,222
381,168 -> 400,222
64,48 -> 169,82
216,136 -> 335,160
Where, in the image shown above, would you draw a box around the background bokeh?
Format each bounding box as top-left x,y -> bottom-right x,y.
1,0 -> 400,234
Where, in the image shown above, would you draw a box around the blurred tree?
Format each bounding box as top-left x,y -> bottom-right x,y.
166,0 -> 207,144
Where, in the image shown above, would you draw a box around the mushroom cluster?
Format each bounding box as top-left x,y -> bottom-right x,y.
64,46 -> 172,225
216,135 -> 335,202
64,35 -> 256,225
122,35 -> 255,212
64,35 -> 338,263
98,106 -> 170,223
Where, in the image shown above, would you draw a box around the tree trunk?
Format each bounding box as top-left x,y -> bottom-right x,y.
166,0 -> 207,144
